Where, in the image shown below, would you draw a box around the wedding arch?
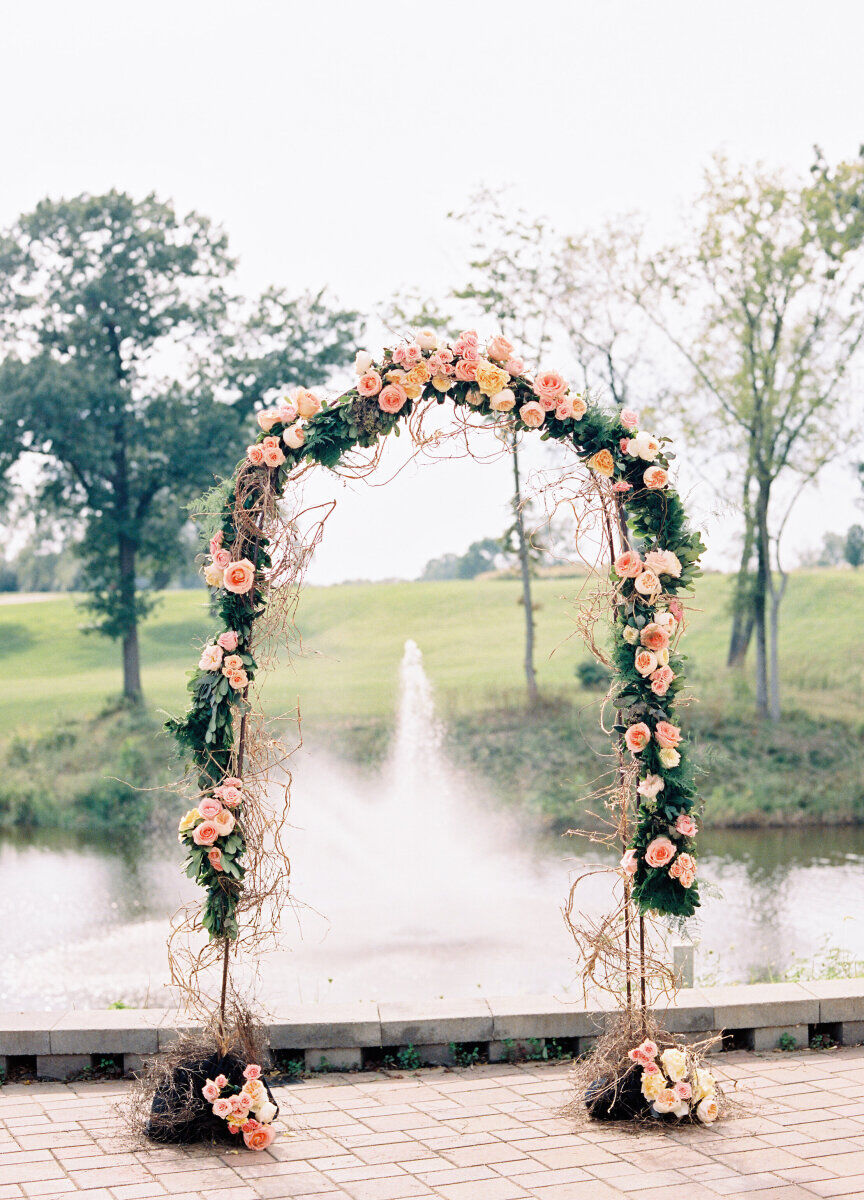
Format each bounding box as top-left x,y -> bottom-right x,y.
156,329 -> 713,1140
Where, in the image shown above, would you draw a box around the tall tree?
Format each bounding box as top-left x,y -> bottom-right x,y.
0,191 -> 361,701
637,153 -> 864,718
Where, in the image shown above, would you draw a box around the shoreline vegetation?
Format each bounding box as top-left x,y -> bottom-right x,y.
1,569 -> 861,834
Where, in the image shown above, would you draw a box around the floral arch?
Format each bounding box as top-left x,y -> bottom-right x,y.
157,329 -> 711,1141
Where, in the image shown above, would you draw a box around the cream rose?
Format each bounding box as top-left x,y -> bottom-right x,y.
658,746 -> 681,768
354,350 -> 374,375
519,401 -> 545,428
283,422 -> 305,450
634,568 -> 662,597
634,648 -> 658,676
198,644 -> 224,672
489,388 -> 515,412
641,1071 -> 667,1102
416,329 -> 438,351
203,562 -> 225,588
660,1047 -> 687,1082
622,625 -> 639,645
627,430 -> 660,461
696,1095 -> 719,1123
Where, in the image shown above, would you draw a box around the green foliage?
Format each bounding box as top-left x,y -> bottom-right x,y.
382,1044 -> 423,1071
421,538 -> 503,581
448,1042 -> 483,1067
576,659 -> 612,690
846,525 -> 864,569
777,1032 -> 798,1051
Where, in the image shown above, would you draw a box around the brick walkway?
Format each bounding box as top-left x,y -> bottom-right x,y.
3,1048 -> 864,1199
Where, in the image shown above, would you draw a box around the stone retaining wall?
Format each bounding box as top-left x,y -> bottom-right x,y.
3,980 -> 862,1080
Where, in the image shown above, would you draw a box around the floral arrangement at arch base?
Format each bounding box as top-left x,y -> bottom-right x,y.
155,326 -> 713,1142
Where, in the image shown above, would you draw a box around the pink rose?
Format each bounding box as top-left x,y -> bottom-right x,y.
198,796 -> 222,820
645,550 -> 682,578
670,852 -> 696,887
207,847 -> 223,871
243,1063 -> 262,1080
645,836 -> 676,869
378,384 -> 407,414
612,481 -> 632,492
357,371 -> 383,397
192,820 -> 219,847
454,330 -> 479,355
614,551 -> 643,578
214,1074 -> 228,1088
201,1081 -> 220,1102
246,444 -> 265,466
625,722 -> 651,753
669,599 -> 684,622
519,401 -> 545,428
393,342 -> 421,368
215,784 -> 242,807
454,358 -> 478,382
486,335 -> 514,362
649,666 -> 674,696
198,644 -> 224,672
655,721 -> 682,749
242,1118 -> 260,1133
262,443 -> 286,468
533,370 -> 568,406
504,356 -> 525,376
620,409 -> 639,429
212,548 -> 231,569
675,813 -> 697,837
278,401 -> 298,424
644,466 -> 668,490
209,532 -> 223,555
243,1124 -> 276,1150
638,773 -> 665,799
217,631 -> 239,652
674,1081 -> 692,1101
620,848 -> 638,877
458,345 -> 481,364
223,559 -> 255,595
212,1098 -> 232,1118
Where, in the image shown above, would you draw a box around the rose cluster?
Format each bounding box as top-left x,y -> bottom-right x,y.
203,531 -> 256,597
628,1039 -> 718,1123
178,774 -> 246,884
201,1062 -> 278,1149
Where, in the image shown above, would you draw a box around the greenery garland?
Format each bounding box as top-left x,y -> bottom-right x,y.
168,330 -> 706,941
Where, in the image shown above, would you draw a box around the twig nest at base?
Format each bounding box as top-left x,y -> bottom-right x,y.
584,1035 -> 720,1125
147,1051 -> 279,1148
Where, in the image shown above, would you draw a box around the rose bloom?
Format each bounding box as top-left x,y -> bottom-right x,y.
475,359 -> 510,397
587,449 -> 615,477
485,335 -> 513,362
622,625 -> 639,645
197,796 -> 222,820
212,548 -> 231,569
177,808 -> 199,834
246,439 -> 265,463
612,481 -> 632,493
566,395 -> 588,421
637,773 -> 665,800
655,721 -> 682,749
207,847 -> 224,871
392,341 -> 422,368
645,549 -> 682,578
203,562 -> 225,588
227,668 -> 249,690
244,1124 -> 276,1150
198,644 -> 224,672
354,349 -> 374,375
416,328 -> 438,351
634,648 -> 658,676
403,361 -> 431,389
278,400 -> 297,423
378,383 -> 408,414
634,568 -> 662,597
192,819 -> 219,847
243,1063 -> 262,1080
489,388 -> 515,412
641,1071 -> 667,1102
428,373 -> 451,392
357,371 -> 382,397
670,851 -> 696,881
627,430 -> 660,461
212,1097 -> 233,1118
283,422 -> 305,450
533,370 -> 568,405
645,837 -> 676,869
201,1080 -> 220,1102
614,550 -> 643,578
649,666 -> 674,696
209,531 -> 223,555
518,400 -> 545,428
218,630 -> 239,652
256,408 -> 283,432
620,408 -> 639,429
654,611 -> 678,635
223,559 -> 255,595
624,722 -> 651,753
660,1047 -> 688,1083
644,465 -> 669,490
658,746 -> 681,769
674,1080 -> 692,1101
453,329 -> 479,355
696,1096 -> 719,1123
504,356 -> 525,376
262,443 -> 285,468
640,623 -> 669,652
214,808 -> 235,836
215,784 -> 242,807
675,813 -> 697,837
620,848 -> 638,877
294,389 -> 321,418
454,357 -> 478,382
222,654 -> 243,672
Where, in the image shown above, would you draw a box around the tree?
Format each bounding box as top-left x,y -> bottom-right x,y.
0,191 -> 362,701
420,537 -> 503,581
816,531 -> 846,567
638,153 -> 864,719
846,524 -> 864,568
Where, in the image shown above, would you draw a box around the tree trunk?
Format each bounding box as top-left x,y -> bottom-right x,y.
753,479 -> 771,719
768,574 -> 785,723
119,533 -> 142,702
511,439 -> 539,706
727,512 -> 756,667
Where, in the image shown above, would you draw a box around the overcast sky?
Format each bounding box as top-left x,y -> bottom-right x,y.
4,0 -> 864,581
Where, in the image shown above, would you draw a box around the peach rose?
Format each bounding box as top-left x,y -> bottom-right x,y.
454,358 -> 478,382
283,422 -> 305,450
214,808 -> 235,836
256,408 -> 283,432
198,644 -> 224,672
625,722 -> 651,753
655,721 -> 682,749
634,649 -> 658,676
614,551 -> 643,578
486,335 -> 513,362
223,559 -> 256,595
207,847 -> 223,871
650,665 -> 674,695
644,465 -> 668,490
533,370 -> 568,406
429,374 -> 452,392
294,389 -> 321,418
620,408 -> 639,429
504,356 -> 526,376
246,444 -> 265,466
192,820 -> 219,847
403,361 -> 431,388
378,384 -> 407,414
244,1124 -> 276,1150
217,631 -> 239,652
567,395 -> 588,421
620,848 -> 638,877
645,549 -> 682,578
640,623 -> 669,652
212,1097 -> 232,1118
670,851 -> 696,881
392,341 -> 422,368
463,388 -> 484,407
644,836 -> 676,868
587,449 -> 615,477
212,548 -> 231,569
214,784 -> 242,807
634,568 -> 662,597
519,401 -> 545,428
197,796 -> 222,820
489,388 -> 515,412
243,1063 -> 262,1080
654,611 -> 678,635
262,443 -> 285,468
675,813 -> 697,837
223,654 -> 243,672
227,668 -> 249,690
475,359 -> 510,397
357,371 -> 383,397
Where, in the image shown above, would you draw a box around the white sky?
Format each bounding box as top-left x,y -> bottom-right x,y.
4,0 -> 864,582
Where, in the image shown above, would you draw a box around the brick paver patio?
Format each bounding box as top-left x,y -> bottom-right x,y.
3,1047 -> 864,1199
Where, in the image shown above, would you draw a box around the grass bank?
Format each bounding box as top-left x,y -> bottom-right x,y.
1,568 -> 862,830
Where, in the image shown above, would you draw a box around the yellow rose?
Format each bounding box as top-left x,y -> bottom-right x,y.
693,1069 -> 715,1102
640,1070 -> 667,1101
431,374 -> 454,392
474,359 -> 510,397
403,384 -> 423,400
587,449 -> 615,477
178,808 -> 199,834
660,1047 -> 687,1082
658,746 -> 681,769
404,362 -> 431,387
